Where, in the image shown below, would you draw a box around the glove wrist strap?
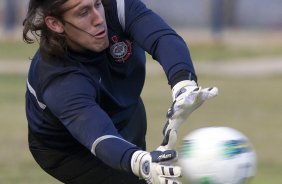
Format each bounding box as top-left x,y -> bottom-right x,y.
131,150 -> 148,177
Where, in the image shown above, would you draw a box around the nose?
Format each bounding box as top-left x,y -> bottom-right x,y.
90,7 -> 104,26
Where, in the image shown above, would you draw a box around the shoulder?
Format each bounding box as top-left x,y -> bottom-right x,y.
103,0 -> 148,31
103,0 -> 124,31
29,52 -> 97,92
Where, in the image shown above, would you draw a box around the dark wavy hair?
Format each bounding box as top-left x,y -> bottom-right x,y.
23,0 -> 68,58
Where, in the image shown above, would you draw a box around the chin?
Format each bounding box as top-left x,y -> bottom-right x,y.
92,39 -> 109,52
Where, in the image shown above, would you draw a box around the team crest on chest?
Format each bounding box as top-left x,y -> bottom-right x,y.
109,35 -> 132,63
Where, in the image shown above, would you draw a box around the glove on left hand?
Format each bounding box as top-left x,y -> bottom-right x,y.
131,150 -> 182,184
158,80 -> 218,151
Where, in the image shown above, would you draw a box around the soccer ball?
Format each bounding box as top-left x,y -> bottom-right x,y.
179,126 -> 256,184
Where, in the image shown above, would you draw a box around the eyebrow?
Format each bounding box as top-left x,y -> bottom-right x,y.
61,1 -> 83,13
67,1 -> 97,15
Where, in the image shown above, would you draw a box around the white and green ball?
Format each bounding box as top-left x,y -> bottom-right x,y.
179,126 -> 257,184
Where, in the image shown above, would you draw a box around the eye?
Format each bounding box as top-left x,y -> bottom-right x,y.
95,0 -> 102,8
79,8 -> 89,16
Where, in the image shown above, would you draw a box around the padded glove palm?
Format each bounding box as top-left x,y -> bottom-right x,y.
158,80 -> 218,151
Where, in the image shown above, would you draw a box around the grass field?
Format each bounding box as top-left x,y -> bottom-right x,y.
0,73 -> 282,183
0,38 -> 282,183
1,39 -> 282,62
143,73 -> 282,184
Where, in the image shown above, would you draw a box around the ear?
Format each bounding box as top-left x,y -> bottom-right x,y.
45,16 -> 64,33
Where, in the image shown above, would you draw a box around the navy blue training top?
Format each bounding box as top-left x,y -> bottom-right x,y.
26,0 -> 196,173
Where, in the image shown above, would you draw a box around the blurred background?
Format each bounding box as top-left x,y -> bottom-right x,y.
0,0 -> 282,183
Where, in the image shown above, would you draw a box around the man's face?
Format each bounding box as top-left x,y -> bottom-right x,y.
61,0 -> 109,52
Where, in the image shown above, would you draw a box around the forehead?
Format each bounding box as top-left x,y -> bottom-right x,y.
61,0 -> 95,12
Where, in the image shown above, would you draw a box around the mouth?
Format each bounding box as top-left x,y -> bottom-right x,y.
94,29 -> 107,39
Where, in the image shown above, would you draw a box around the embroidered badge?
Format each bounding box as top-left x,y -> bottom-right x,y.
109,35 -> 132,63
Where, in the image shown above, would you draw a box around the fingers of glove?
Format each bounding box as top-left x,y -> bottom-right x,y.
174,86 -> 218,113
157,129 -> 177,151
155,164 -> 182,178
158,177 -> 182,184
174,86 -> 202,108
199,87 -> 219,100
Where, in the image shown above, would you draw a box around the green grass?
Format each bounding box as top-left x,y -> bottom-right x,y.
1,36 -> 282,183
188,43 -> 282,61
0,74 -> 58,184
1,73 -> 281,183
143,73 -> 282,184
0,41 -> 38,61
1,40 -> 282,62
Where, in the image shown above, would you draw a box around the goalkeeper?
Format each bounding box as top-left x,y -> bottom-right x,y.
23,0 -> 218,183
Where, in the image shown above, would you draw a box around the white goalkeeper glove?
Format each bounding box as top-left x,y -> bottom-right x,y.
158,80 -> 218,151
131,150 -> 182,184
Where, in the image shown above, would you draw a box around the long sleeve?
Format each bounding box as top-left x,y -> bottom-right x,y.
43,72 -> 139,172
123,0 -> 196,82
